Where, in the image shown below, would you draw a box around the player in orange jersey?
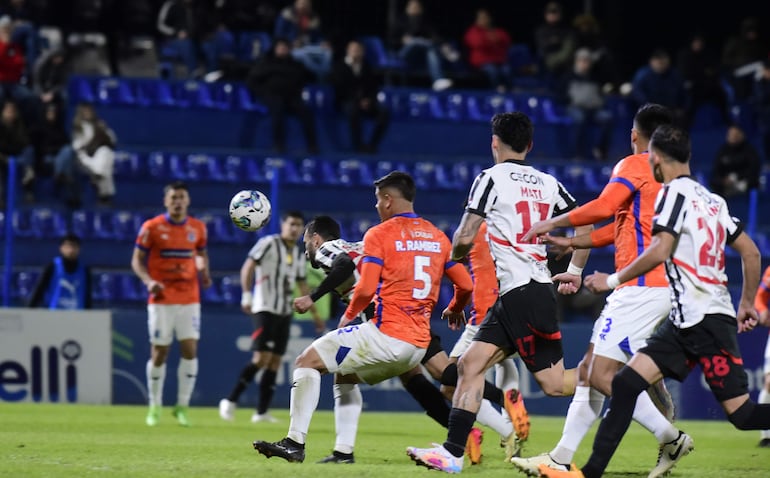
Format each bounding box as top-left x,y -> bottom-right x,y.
131,181 -> 211,427
757,265 -> 770,447
252,171 -> 473,463
514,104 -> 688,477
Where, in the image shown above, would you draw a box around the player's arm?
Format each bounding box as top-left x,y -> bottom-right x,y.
239,256 -> 256,314
195,249 -> 212,288
27,262 -> 54,308
543,222 -> 614,259
729,231 -> 761,332
452,211 -> 484,261
442,262 -> 473,330
341,258 -> 381,328
131,246 -> 163,296
309,254 -> 356,303
756,271 -> 770,327
296,277 -> 325,332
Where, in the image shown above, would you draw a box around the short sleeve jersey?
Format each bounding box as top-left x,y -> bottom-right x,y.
652,177 -> 743,327
314,238 -> 364,302
754,266 -> 770,315
467,222 -> 498,325
466,159 -> 577,294
135,213 -> 208,305
248,233 -> 306,315
361,213 -> 455,347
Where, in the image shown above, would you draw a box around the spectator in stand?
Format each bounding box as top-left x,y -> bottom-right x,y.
33,47 -> 69,108
330,40 -> 390,154
157,0 -> 223,77
389,0 -> 454,91
0,99 -> 35,204
218,0 -> 282,33
0,14 -> 35,121
274,0 -> 332,81
572,13 -> 617,90
709,124 -> 761,197
463,8 -> 512,93
71,102 -> 116,206
534,2 -> 575,81
722,17 -> 766,100
630,49 -> 687,123
31,101 -> 79,208
28,233 -> 92,310
753,60 -> 770,164
246,38 -> 318,155
0,0 -> 40,79
557,48 -> 613,160
677,33 -> 730,128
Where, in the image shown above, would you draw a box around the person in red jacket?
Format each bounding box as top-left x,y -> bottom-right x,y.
463,8 -> 512,92
0,15 -> 25,85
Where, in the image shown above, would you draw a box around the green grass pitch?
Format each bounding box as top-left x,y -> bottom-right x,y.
1,403 -> 768,477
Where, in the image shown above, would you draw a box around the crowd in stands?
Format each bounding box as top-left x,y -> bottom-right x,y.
0,0 -> 769,211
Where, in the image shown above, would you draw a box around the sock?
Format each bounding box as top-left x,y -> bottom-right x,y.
632,390 -> 678,443
146,360 -> 166,407
287,368 -> 321,445
333,383 -> 362,454
495,358 -> 520,391
228,362 -> 260,402
476,400 -> 513,437
443,408 -> 476,458
405,373 -> 450,428
727,399 -> 770,430
551,386 -> 603,465
482,380 -> 504,406
759,387 -> 770,439
582,367 -> 649,478
176,358 -> 198,407
257,370 -> 277,415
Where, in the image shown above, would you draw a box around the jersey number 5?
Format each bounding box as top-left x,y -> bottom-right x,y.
413,255 -> 432,299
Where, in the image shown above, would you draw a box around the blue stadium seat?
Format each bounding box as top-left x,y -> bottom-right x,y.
236,84 -> 268,113
69,76 -> 96,103
184,153 -> 219,182
202,278 -> 224,304
111,211 -> 142,241
148,151 -> 172,179
135,79 -> 176,107
378,88 -> 409,119
302,84 -> 335,112
450,162 -> 484,190
117,273 -> 144,302
434,163 -> 462,190
220,274 -> 241,304
113,150 -> 143,178
71,210 -> 94,239
242,156 -> 267,183
237,31 -> 272,62
374,160 -> 411,180
359,35 -> 405,72
95,77 -> 136,105
407,92 -> 445,120
30,208 -> 67,239
412,161 -> 438,190
207,82 -> 241,110
444,93 -> 469,121
173,81 -> 217,109
467,94 -> 515,122
14,270 -> 39,299
265,157 -> 301,184
336,159 -> 374,187
539,97 -> 572,125
93,272 -> 118,303
297,157 -> 321,185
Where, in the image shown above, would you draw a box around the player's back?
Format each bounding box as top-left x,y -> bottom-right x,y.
363,213 -> 452,347
467,222 -> 497,325
315,238 -> 364,301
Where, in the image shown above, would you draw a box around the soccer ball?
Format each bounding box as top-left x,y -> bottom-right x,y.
229,190 -> 272,232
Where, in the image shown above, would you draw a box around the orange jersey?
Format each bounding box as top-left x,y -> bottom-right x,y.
135,213 -> 208,304
356,213 -> 456,347
467,222 -> 498,325
755,266 -> 770,314
569,152 -> 667,288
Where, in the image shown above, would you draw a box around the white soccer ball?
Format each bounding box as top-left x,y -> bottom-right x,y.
229,190 -> 272,232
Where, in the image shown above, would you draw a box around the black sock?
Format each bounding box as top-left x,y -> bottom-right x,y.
440,363 -> 458,386
728,399 -> 770,430
443,408 -> 476,458
258,369 -> 277,414
405,373 -> 450,428
228,362 -> 260,402
582,366 -> 649,478
483,381 -> 504,406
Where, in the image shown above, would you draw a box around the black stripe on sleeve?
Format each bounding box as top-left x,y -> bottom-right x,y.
726,219 -> 744,245
654,185 -> 669,215
554,182 -> 578,215
467,172 -> 485,201
664,193 -> 685,232
473,177 -> 495,215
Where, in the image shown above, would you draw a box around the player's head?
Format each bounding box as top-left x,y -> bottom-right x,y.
59,233 -> 81,260
304,215 -> 341,266
631,103 -> 673,150
280,211 -> 305,242
373,171 -> 416,221
163,181 -> 190,220
490,112 -> 533,163
648,124 -> 691,183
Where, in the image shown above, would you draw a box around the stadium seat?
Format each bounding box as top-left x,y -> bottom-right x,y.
202,278 -> 224,304
111,211 -> 142,241
93,272 -> 118,303
374,160 -> 410,180
220,274 -> 241,304
95,77 -> 136,105
412,161 -> 438,189
349,217 -> 378,240
540,97 -> 572,125
14,270 -> 39,299
30,207 -> 68,239
264,157 -> 301,184
237,31 -> 272,62
173,80 -> 217,109
407,92 -> 444,120
337,159 -> 374,187
444,93 -> 469,122
113,150 -> 143,178
117,273 -> 144,302
450,162 -> 484,190
71,210 -> 94,239
467,94 -> 515,122
297,157 -> 321,185
236,84 -> 268,113
184,153 -> 219,182
147,151 -> 172,180
69,76 -> 96,103
135,79 -> 176,107
359,35 -> 405,72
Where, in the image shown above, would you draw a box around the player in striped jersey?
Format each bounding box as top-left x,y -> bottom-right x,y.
540,125 -> 769,478
407,111 -> 592,474
513,104 -> 686,477
755,265 -> 770,447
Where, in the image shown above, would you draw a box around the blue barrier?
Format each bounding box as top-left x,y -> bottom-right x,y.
2,157 -> 16,306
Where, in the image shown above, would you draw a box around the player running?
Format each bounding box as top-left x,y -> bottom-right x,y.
756,265 -> 770,448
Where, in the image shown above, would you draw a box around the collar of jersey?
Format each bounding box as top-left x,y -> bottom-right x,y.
393,212 -> 419,218
503,159 -> 530,166
164,213 -> 188,225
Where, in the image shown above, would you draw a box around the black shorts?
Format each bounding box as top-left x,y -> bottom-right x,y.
473,280 -> 563,373
421,329 -> 445,365
250,311 -> 292,355
641,313 -> 748,402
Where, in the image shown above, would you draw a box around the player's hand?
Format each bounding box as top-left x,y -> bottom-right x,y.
553,272 -> 581,295
541,233 -> 574,259
759,310 -> 770,328
584,271 -> 611,293
521,219 -> 555,243
200,272 -> 212,289
441,307 -> 466,331
293,295 -> 314,313
736,302 -> 759,333
145,279 -> 164,297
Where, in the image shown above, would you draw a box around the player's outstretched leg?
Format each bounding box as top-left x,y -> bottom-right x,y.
406,443 -> 463,474
253,437 -> 306,463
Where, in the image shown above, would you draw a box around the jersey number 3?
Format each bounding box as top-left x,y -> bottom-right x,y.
413,255 -> 432,299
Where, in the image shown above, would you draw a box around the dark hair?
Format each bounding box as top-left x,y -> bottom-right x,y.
306,215 -> 341,241
60,232 -> 81,245
163,180 -> 188,195
281,210 -> 305,222
373,170 -> 416,202
491,112 -> 534,153
650,125 -> 690,164
633,103 -> 673,139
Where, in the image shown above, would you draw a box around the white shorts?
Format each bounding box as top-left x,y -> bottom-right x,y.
591,287 -> 670,363
764,333 -> 770,375
148,303 -> 201,346
450,324 -> 480,358
313,321 -> 425,385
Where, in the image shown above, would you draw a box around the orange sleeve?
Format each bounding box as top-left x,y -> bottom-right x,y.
568,181 -> 634,226
446,262 -> 473,313
343,260 -> 382,320
589,223 -> 616,248
755,270 -> 770,313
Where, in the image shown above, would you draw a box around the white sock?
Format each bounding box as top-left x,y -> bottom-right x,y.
287,368 -> 321,444
551,386 -> 604,464
758,386 -> 770,439
476,400 -> 513,437
176,358 -> 198,407
146,361 -> 166,407
333,383 -> 362,454
632,390 -> 679,443
495,358 -> 519,426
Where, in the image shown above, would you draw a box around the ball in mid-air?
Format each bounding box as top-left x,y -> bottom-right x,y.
229,190 -> 272,232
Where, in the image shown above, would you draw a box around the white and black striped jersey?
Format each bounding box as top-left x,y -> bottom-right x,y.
247,234 -> 306,315
314,239 -> 364,302
466,159 -> 578,294
652,176 -> 743,327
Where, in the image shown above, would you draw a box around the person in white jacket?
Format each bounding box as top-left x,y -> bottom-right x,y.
71,102 -> 116,205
